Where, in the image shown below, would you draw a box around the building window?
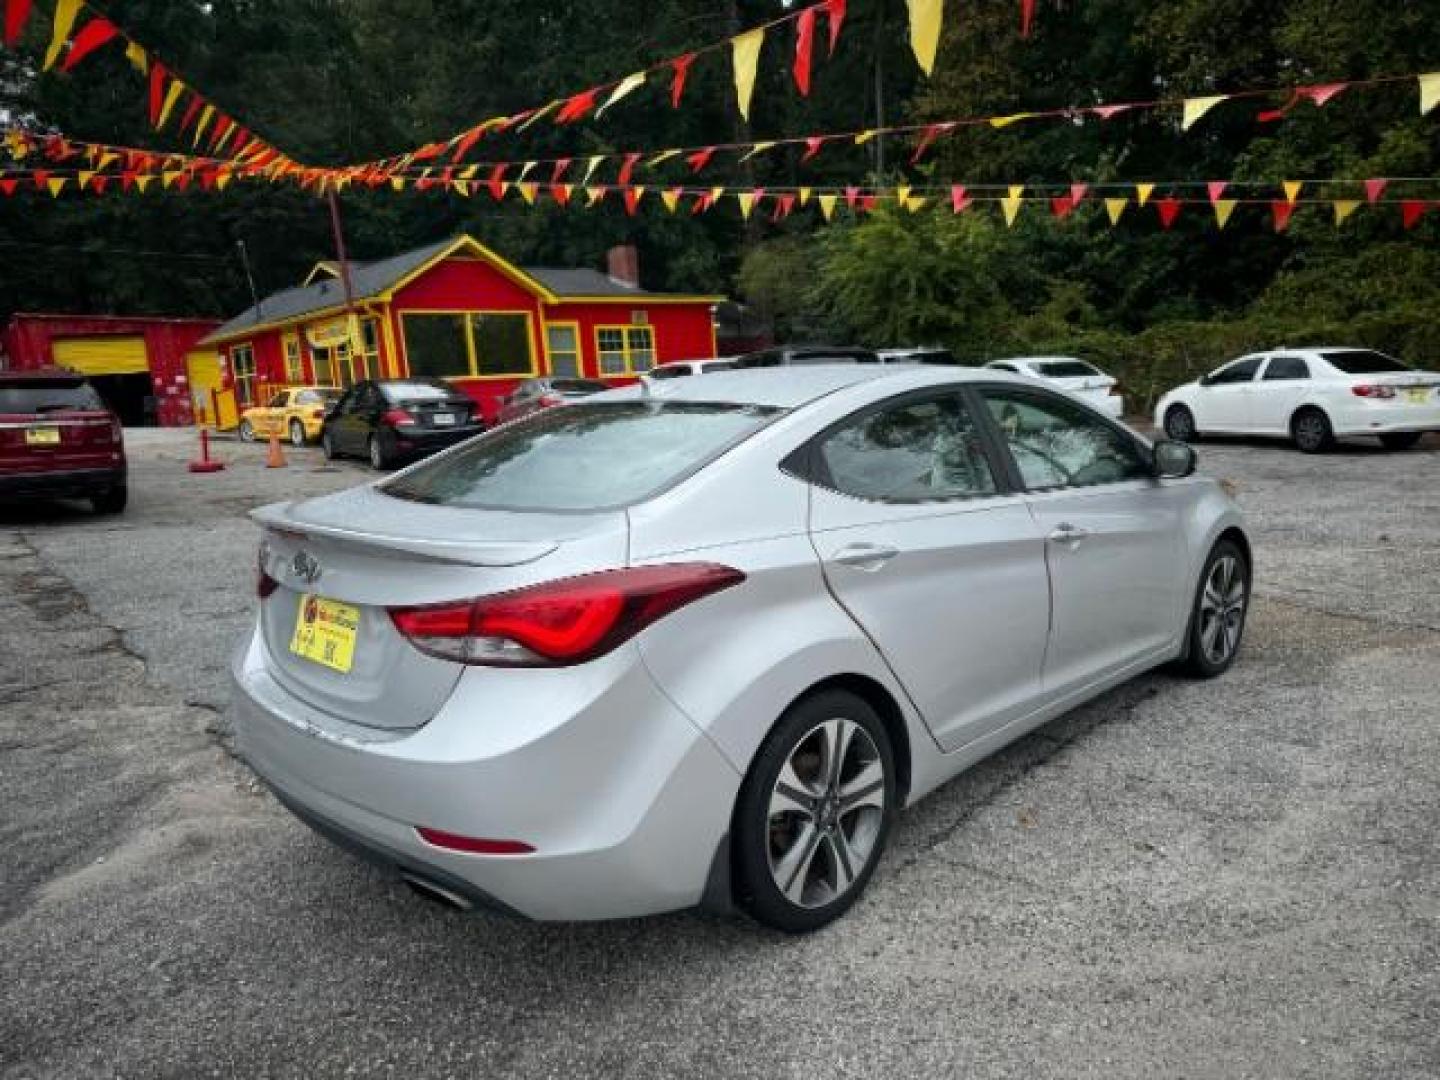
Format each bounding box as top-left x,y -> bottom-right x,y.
401,312 -> 535,379
283,335 -> 304,384
545,323 -> 581,377
596,325 -> 655,376
356,318 -> 381,381
232,343 -> 256,405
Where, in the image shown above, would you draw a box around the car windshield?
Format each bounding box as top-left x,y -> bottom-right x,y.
382,401 -> 783,511
1322,350 -> 1412,374
0,380 -> 105,413
295,389 -> 340,406
1033,360 -> 1101,377
383,380 -> 458,402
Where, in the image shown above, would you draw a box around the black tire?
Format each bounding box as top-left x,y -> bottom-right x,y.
91,485 -> 127,515
1177,539 -> 1250,678
1163,404 -> 1197,442
289,419 -> 307,448
238,419 -> 255,443
733,689 -> 897,933
1291,407 -> 1333,454
1379,432 -> 1422,451
368,434 -> 391,471
321,430 -> 337,460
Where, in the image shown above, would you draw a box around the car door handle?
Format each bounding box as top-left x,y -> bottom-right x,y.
1047,523 -> 1090,544
831,543 -> 899,570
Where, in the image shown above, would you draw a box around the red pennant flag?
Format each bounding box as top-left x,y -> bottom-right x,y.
1050,196 -> 1074,219
148,63 -> 168,126
844,185 -> 860,209
950,185 -> 971,212
772,193 -> 797,222
802,136 -> 826,162
550,184 -> 571,206
793,7 -> 816,96
910,124 -> 943,165
174,172 -> 192,191
1207,181 -> 1228,204
1156,197 -> 1182,229
210,115 -> 234,150
31,169 -> 48,191
623,187 -> 644,216
179,95 -> 203,133
1401,200 -> 1430,230
1090,104 -> 1131,121
669,52 -> 696,108
551,158 -> 571,184
4,0 -> 32,46
859,194 -> 878,213
1021,0 -> 1036,38
690,192 -> 712,215
1271,200 -> 1295,232
90,175 -> 108,193
556,88 -> 599,124
198,169 -> 218,191
415,176 -> 434,192
617,152 -> 641,186
0,178 -> 17,196
1299,83 -> 1346,107
450,125 -> 484,164
120,171 -> 137,192
1070,183 -> 1089,206
1364,178 -> 1387,204
59,17 -> 118,72
487,164 -> 507,200
686,146 -> 716,173
412,142 -> 445,163
823,0 -> 846,55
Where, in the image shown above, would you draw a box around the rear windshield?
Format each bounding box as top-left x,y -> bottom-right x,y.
1322,350 -> 1411,374
382,401 -> 783,511
383,380 -> 460,403
1033,360 -> 1101,377
0,380 -> 105,413
295,389 -> 340,405
551,379 -> 608,393
647,366 -> 694,380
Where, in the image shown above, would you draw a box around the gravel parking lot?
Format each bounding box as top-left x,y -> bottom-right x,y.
2,427 -> 1436,1079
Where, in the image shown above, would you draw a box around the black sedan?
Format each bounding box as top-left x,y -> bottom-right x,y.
320,379 -> 484,470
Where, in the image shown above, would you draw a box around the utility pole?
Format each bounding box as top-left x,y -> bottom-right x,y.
873,0 -> 886,176
326,187 -> 356,311
236,239 -> 262,319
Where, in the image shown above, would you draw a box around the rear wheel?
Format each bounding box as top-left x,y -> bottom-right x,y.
91,485 -> 127,515
1379,432 -> 1422,451
1164,404 -> 1197,442
734,690 -> 896,933
1179,539 -> 1249,677
321,430 -> 337,460
1291,408 -> 1333,453
238,419 -> 255,443
368,434 -> 391,471
289,419 -> 307,448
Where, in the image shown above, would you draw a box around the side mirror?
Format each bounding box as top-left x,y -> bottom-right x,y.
1153,439 -> 1197,478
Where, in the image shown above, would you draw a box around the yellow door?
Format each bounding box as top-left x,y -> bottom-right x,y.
185,350 -> 224,427
52,336 -> 149,376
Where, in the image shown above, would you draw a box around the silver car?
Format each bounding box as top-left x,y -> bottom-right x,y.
235,366 -> 1250,932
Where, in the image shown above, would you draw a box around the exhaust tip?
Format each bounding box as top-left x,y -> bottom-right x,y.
400,872 -> 474,912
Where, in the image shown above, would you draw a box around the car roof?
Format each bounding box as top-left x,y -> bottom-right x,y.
0,367 -> 87,383
597,363 -> 1022,409
992,356 -> 1083,364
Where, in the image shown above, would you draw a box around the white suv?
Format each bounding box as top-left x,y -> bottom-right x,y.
1155,347 -> 1440,453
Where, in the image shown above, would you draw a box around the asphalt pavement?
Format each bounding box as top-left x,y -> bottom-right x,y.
1,427 -> 1436,1079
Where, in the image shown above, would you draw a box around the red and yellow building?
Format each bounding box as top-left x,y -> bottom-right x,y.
201,234 -> 723,422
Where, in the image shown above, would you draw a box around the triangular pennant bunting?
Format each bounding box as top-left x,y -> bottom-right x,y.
1332,200 -> 1360,226
42,0 -> 81,71
732,28 -> 764,121
1105,198 -> 1128,225
1180,95 -> 1228,131
906,0 -> 942,76
1213,200 -> 1237,228
1001,186 -> 1024,227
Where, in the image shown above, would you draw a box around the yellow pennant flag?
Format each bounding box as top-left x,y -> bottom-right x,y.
1180,95 -> 1227,131
516,101 -> 558,131
1213,200 -> 1237,229
854,130 -> 877,145
896,184 -> 912,205
1105,198 -> 1129,225
1135,182 -> 1155,206
459,165 -> 479,180
737,191 -> 759,220
215,171 -> 233,191
161,170 -> 182,189
43,0 -> 82,71
1001,186 -> 1024,227
906,196 -> 929,212
581,156 -> 605,185
710,186 -> 726,203
517,182 -> 538,204
78,170 -> 94,188
906,0 -> 943,76
390,177 -> 407,192
661,188 -> 682,213
47,177 -> 66,197
647,149 -> 681,167
98,152 -> 118,170
732,28 -> 764,121
585,186 -> 605,206
1419,72 -> 1440,115
1283,180 -> 1302,203
818,194 -> 838,221
125,42 -> 148,74
598,73 -> 646,118
193,105 -> 216,145
451,180 -> 469,196
1333,199 -> 1361,226
990,113 -> 1036,129
799,187 -> 812,206
135,175 -> 155,193
157,80 -> 187,129
742,141 -> 776,161
517,161 -> 537,182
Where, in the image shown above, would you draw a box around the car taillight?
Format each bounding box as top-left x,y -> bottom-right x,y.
1351,384 -> 1396,399
307,408 -> 325,419
388,563 -> 745,666
257,548 -> 279,599
538,393 -> 563,408
415,827 -> 534,855
383,408 -> 415,426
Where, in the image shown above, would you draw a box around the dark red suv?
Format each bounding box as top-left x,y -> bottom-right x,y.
0,369 -> 127,513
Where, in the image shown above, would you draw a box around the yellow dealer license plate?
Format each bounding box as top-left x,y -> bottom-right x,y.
25,427 -> 60,446
1406,388 -> 1430,404
289,594 -> 360,673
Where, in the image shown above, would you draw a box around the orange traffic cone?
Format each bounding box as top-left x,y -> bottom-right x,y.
265,426 -> 288,469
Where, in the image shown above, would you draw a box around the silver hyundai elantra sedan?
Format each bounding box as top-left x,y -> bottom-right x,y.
234,365 -> 1249,932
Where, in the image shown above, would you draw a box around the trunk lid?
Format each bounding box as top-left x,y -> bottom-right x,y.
253,485 -> 628,730
0,409 -> 120,474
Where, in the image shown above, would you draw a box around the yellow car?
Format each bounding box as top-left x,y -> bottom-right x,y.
238,387 -> 342,447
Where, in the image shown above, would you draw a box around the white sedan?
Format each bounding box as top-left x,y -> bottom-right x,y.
985,357 -> 1125,418
1155,347 -> 1440,453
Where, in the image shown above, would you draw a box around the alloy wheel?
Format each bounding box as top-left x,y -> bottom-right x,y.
290,420 -> 306,447
1293,412 -> 1330,452
766,718 -> 886,909
1198,555 -> 1246,665
1165,406 -> 1195,441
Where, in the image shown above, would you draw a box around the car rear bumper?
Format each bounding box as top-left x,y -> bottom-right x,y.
389,425 -> 485,456
231,622 -> 741,921
0,465 -> 125,500
1331,401 -> 1440,435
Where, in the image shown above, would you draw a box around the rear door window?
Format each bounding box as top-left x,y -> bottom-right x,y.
1033,360 -> 1101,378
0,380 -> 105,413
383,401 -> 782,511
1262,356 -> 1310,381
